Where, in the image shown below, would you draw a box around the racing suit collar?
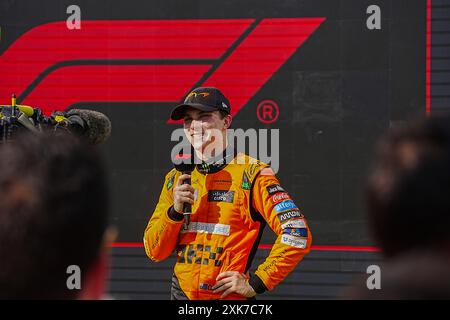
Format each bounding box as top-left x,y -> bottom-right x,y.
196,145 -> 236,174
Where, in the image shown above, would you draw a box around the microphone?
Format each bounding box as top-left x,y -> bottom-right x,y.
61,109 -> 112,145
173,153 -> 196,228
1,95 -> 111,144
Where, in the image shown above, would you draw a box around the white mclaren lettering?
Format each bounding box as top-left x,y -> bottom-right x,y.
180,222 -> 230,236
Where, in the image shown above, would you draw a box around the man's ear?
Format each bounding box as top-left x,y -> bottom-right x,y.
224,115 -> 232,129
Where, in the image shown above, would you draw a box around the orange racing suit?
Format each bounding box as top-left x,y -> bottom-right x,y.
143,153 -> 312,300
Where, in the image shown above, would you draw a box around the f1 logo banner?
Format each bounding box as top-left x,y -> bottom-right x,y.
0,0 -> 428,245
0,18 -> 324,119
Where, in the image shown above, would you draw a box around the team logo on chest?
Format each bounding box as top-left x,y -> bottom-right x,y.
166,172 -> 176,190
242,172 -> 251,190
208,190 -> 235,203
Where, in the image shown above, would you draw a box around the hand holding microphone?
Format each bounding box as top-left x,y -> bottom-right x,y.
173,174 -> 195,220
172,153 -> 196,227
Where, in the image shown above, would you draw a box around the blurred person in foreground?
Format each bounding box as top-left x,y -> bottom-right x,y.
345,114 -> 450,299
0,132 -> 115,299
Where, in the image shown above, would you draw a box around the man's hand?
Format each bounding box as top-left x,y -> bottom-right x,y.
173,174 -> 195,213
212,271 -> 256,299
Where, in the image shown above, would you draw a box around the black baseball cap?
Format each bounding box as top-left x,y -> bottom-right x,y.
170,87 -> 231,120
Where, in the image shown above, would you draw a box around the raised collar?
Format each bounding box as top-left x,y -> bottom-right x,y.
196,146 -> 236,174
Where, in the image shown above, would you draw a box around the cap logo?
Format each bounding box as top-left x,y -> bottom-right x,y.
187,92 -> 210,98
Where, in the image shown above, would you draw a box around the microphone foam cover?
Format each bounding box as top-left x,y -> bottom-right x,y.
67,109 -> 112,144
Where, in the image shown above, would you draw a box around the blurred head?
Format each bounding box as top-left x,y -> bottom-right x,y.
366,114 -> 450,257
0,131 -> 111,299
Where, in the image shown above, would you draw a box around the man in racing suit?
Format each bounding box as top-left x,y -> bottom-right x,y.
143,87 -> 312,300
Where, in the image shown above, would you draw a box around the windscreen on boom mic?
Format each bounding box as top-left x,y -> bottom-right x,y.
173,152 -> 196,227
65,109 -> 112,145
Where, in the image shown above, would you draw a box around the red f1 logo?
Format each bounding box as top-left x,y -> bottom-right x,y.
0,18 -> 325,122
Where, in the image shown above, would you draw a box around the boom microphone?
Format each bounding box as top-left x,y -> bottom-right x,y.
65,109 -> 112,145
1,95 -> 112,144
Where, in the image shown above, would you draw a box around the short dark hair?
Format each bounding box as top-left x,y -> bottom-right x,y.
181,108 -> 229,120
366,114 -> 450,257
218,110 -> 229,120
0,132 -> 109,299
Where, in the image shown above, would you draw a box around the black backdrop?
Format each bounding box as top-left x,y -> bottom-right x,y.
0,0 -> 426,245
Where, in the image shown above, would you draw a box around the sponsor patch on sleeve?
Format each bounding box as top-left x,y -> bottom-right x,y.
266,184 -> 285,195
283,228 -> 308,237
277,209 -> 303,223
281,218 -> 307,229
271,192 -> 291,204
281,234 -> 307,249
274,200 -> 298,213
